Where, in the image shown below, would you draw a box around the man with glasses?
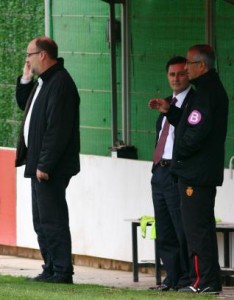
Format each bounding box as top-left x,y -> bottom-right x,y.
153,44 -> 229,294
15,36 -> 80,284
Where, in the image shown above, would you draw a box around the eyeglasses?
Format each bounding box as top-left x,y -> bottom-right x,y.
186,60 -> 202,65
26,51 -> 41,57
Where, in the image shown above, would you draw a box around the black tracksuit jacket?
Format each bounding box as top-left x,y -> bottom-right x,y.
167,69 -> 229,186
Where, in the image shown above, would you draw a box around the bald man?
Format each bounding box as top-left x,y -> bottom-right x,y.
16,36 -> 80,284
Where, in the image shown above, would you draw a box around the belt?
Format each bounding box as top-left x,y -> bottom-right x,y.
159,159 -> 171,167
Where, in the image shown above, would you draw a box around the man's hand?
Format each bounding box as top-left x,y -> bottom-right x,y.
36,169 -> 49,182
22,63 -> 33,81
148,98 -> 170,113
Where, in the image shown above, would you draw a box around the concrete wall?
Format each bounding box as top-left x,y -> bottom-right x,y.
0,147 -> 234,267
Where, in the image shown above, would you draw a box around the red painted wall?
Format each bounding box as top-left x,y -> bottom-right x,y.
0,148 -> 16,245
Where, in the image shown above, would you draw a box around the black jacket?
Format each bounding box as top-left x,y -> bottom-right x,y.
155,88 -> 194,144
151,88 -> 194,172
15,58 -> 80,178
168,69 -> 229,186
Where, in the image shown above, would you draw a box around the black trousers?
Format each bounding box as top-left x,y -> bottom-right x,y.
151,165 -> 190,288
178,181 -> 222,290
31,177 -> 73,275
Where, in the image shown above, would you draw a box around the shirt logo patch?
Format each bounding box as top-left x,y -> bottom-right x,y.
188,110 -> 202,125
186,186 -> 193,197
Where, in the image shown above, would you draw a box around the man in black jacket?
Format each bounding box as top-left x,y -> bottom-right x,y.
153,45 -> 229,294
148,56 -> 193,291
15,36 -> 80,284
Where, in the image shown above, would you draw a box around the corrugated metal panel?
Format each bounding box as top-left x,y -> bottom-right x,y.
216,0 -> 234,164
0,0 -> 233,165
52,1 -> 120,155
50,0 -> 234,163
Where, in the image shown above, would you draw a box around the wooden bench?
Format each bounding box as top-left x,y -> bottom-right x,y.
127,219 -> 234,286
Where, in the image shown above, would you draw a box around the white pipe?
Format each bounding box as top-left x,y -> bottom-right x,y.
229,156 -> 234,179
44,0 -> 51,37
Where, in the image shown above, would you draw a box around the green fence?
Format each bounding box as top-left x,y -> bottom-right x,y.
0,0 -> 233,165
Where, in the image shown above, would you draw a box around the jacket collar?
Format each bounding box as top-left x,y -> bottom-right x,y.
190,68 -> 217,88
39,57 -> 64,82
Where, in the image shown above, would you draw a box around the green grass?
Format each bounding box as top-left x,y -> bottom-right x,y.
0,275 -> 216,300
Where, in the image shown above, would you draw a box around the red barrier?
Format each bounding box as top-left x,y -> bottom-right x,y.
0,148 -> 16,245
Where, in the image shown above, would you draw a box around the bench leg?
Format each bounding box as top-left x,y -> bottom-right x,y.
132,222 -> 139,282
223,231 -> 231,286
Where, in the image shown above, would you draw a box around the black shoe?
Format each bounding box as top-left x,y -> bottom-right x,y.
42,273 -> 73,284
198,286 -> 221,295
27,272 -> 53,282
149,284 -> 170,291
173,285 -> 188,291
178,286 -> 198,293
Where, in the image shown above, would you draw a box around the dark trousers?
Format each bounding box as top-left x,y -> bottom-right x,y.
151,165 -> 190,288
178,181 -> 222,290
31,177 -> 73,275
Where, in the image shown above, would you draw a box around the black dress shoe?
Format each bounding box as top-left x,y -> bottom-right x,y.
42,273 -> 73,284
178,286 -> 198,293
27,272 -> 53,282
173,285 -> 182,291
149,284 -> 170,291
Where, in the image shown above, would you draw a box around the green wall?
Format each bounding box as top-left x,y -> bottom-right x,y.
129,1 -> 206,159
0,1 -> 233,166
0,1 -> 44,146
216,0 -> 234,163
52,1 -> 114,157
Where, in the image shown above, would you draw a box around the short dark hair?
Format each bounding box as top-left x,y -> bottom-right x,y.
166,56 -> 187,72
35,37 -> 58,59
188,44 -> 215,69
